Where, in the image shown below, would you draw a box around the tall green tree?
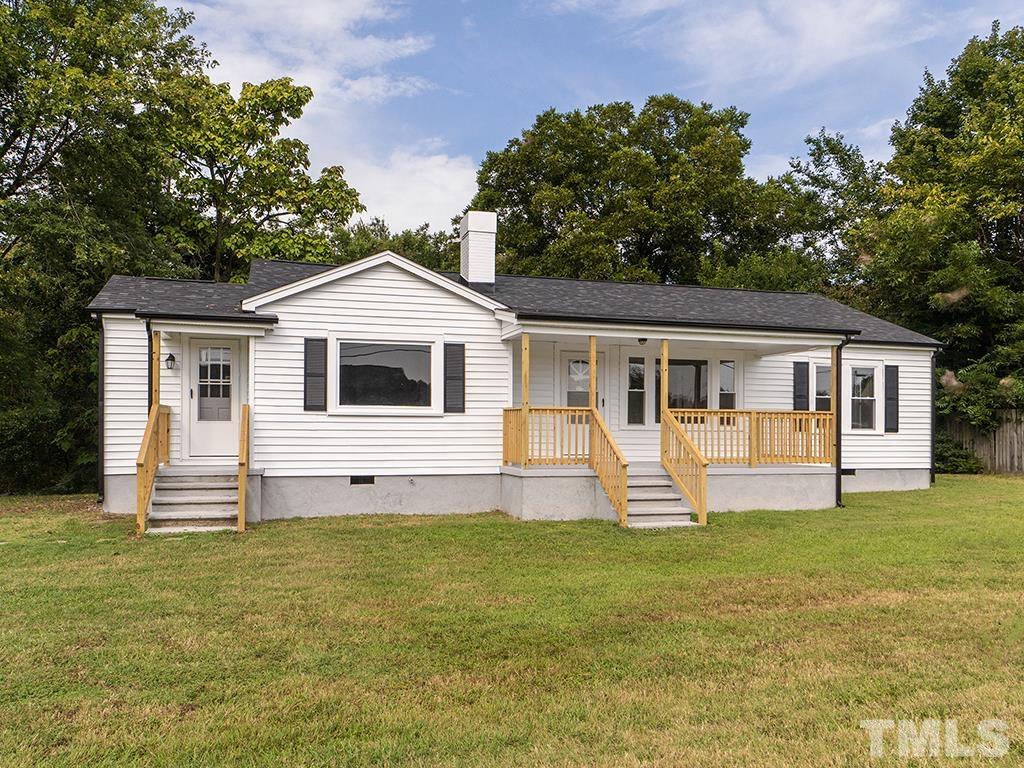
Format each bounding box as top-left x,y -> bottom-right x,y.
167,75 -> 363,281
0,0 -> 206,492
794,22 -> 1024,428
471,94 -> 824,286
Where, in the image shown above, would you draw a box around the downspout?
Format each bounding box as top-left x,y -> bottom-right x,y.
146,319 -> 152,411
96,315 -> 104,503
930,350 -> 936,485
834,335 -> 854,508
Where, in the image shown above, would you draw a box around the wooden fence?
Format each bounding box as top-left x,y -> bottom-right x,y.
946,410 -> 1024,474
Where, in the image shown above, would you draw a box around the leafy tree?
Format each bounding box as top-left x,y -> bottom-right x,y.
0,0 -> 204,492
333,217 -> 457,272
471,94 -> 824,285
793,22 -> 1024,428
166,76 -> 363,281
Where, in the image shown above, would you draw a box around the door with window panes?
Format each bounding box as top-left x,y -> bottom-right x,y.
561,351 -> 606,414
188,338 -> 240,457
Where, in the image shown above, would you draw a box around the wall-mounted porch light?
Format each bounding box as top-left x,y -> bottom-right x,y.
165,353 -> 176,370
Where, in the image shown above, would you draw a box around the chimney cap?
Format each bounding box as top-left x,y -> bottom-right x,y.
460,210 -> 497,238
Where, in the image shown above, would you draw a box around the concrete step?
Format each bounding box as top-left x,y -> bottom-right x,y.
629,519 -> 699,529
149,505 -> 238,520
628,464 -> 670,477
157,465 -> 236,477
627,477 -> 674,489
627,488 -> 684,502
155,481 -> 237,492
149,503 -> 237,518
147,524 -> 235,535
152,494 -> 237,506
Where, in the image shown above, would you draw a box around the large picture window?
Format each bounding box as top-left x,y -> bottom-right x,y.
338,342 -> 431,407
655,359 -> 708,421
850,366 -> 876,429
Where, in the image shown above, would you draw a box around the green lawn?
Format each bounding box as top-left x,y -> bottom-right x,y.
1,476 -> 1022,767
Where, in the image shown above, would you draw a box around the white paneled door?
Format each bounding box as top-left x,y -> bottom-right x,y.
188,338 -> 240,457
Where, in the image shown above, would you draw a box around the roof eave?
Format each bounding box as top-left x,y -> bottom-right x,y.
512,312 -> 862,338
133,310 -> 278,324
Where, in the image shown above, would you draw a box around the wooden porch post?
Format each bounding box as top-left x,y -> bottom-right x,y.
521,333 -> 530,467
831,344 -> 839,467
588,335 -> 597,410
150,330 -> 161,407
659,339 -> 669,414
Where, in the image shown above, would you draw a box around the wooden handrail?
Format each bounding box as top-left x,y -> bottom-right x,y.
661,408 -> 709,525
589,408 -> 629,526
136,403 -> 170,535
670,408 -> 834,466
502,406 -> 630,525
237,403 -> 250,533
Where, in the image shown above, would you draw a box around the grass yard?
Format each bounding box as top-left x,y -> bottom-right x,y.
1,476 -> 1022,767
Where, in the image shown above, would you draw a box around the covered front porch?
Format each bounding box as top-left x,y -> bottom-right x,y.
501,324 -> 842,527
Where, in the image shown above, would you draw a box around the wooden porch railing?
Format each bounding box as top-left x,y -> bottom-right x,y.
661,409 -> 708,525
525,407 -> 591,465
237,403 -> 250,533
670,409 -> 834,466
589,410 -> 629,525
136,403 -> 170,534
502,406 -> 630,526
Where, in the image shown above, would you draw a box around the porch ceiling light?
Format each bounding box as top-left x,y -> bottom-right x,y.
165,353 -> 176,370
637,338 -> 647,345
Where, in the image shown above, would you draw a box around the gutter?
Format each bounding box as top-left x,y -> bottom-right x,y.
514,312 -> 862,338
96,315 -> 104,503
134,310 -> 278,324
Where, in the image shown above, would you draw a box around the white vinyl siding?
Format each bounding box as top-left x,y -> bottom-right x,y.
743,345 -> 933,469
102,315 -> 149,474
250,262 -> 509,476
159,332 -> 183,461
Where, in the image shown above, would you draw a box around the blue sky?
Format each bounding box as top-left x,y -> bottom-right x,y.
180,0 -> 1024,230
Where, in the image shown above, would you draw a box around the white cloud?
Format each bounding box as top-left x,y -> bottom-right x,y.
172,1 -> 475,230
346,147 -> 478,232
546,0 -> 949,92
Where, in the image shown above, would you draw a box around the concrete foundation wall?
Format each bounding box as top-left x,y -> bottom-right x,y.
707,466 -> 835,512
103,474 -> 135,516
499,468 -> 616,522
259,474 -> 500,520
842,468 -> 931,493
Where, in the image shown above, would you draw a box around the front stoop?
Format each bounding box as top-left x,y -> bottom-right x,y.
148,468 -> 237,534
626,464 -> 697,528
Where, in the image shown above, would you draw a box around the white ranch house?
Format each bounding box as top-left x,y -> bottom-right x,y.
89,211 -> 938,533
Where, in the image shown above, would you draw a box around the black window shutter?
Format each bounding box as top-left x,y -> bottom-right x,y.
444,343 -> 466,413
793,361 -> 810,410
304,338 -> 327,411
885,365 -> 899,433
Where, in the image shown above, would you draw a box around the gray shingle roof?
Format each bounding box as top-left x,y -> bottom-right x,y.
89,258 -> 938,347
466,274 -> 938,346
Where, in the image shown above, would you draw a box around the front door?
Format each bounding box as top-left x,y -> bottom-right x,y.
561,352 -> 606,414
188,339 -> 240,457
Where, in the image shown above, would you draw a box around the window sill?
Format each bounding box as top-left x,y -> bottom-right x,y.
327,405 -> 444,417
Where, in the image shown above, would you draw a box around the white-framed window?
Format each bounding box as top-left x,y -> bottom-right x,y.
850,365 -> 878,430
327,333 -> 444,415
719,360 -> 736,410
627,356 -> 646,424
813,363 -> 831,412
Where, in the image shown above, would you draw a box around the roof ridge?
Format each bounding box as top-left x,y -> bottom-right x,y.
493,271 -> 817,297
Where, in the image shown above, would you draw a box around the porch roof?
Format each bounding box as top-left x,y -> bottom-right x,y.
456,274 -> 938,347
